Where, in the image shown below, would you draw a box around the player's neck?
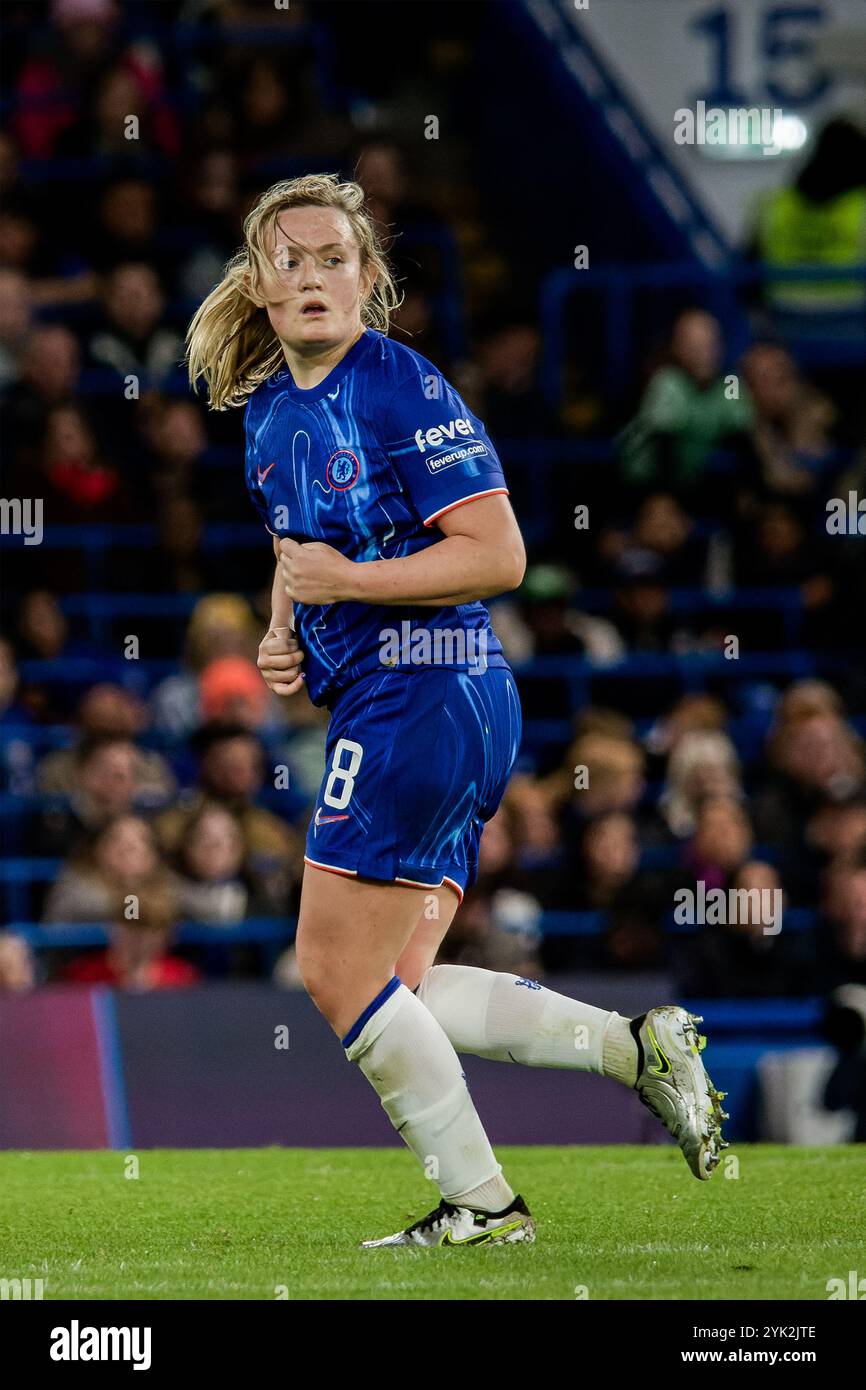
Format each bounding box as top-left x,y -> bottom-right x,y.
280,324 -> 366,390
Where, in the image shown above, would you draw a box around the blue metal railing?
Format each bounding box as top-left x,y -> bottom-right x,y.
1,908 -> 821,948
9,648 -> 843,697
8,918 -> 295,948
4,583 -> 800,621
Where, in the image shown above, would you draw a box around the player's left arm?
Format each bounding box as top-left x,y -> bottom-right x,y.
278,493 -> 525,606
355,491 -> 526,604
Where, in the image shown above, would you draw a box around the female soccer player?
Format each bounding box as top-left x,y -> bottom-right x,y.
186,174 -> 726,1249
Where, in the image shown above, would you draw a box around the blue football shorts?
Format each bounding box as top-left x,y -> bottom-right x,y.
304,664 -> 522,901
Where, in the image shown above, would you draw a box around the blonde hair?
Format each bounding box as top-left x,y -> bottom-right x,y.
185,173 -> 401,410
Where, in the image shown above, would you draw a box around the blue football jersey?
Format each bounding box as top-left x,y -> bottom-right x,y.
244,328 -> 511,706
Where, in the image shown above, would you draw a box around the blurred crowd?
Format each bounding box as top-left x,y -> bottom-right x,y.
1,1 -> 865,1003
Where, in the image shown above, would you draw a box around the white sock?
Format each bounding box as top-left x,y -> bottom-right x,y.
601,1011 -> 641,1086
416,964 -> 639,1084
343,977 -> 514,1207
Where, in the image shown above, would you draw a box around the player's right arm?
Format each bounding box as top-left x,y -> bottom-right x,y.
256,535 -> 306,696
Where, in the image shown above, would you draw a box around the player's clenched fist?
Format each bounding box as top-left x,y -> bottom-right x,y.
257,626 -> 305,697
278,537 -> 356,606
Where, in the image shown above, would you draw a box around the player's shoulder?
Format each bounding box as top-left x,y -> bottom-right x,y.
365,331 -> 450,394
245,364 -> 292,413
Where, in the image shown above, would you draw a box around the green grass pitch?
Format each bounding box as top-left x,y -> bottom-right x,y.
1,1146 -> 862,1300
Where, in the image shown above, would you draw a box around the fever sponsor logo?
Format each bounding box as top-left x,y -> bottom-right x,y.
413,418 -> 476,451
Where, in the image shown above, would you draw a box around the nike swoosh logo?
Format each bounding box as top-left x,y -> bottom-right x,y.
257,461 -> 276,484
646,1024 -> 672,1077
440,1219 -> 524,1247
314,807 -> 350,827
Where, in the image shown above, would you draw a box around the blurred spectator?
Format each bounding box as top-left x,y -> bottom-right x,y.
1,324 -> 82,462
59,889 -> 199,990
548,729 -> 646,824
42,812 -> 171,924
546,811 -> 666,970
35,732 -> 143,855
14,589 -> 75,662
155,723 -> 303,911
355,139 -> 416,231
807,800 -> 866,864
682,796 -> 753,891
643,692 -> 729,769
734,503 -> 836,634
54,50 -> 181,160
516,564 -> 585,661
477,805 -> 542,913
0,128 -> 31,210
619,309 -> 752,497
173,802 -> 253,926
501,773 -> 564,891
436,809 -> 543,975
0,193 -> 94,306
199,656 -> 271,730
819,859 -> 866,990
755,709 -> 866,851
502,564 -> 622,718
176,148 -> 243,302
675,859 -> 812,997
740,343 -> 837,502
12,0 -> 121,158
140,397 -> 208,504
355,138 -> 447,284
0,932 -> 35,993
11,590 -> 99,720
0,205 -> 40,278
228,52 -> 349,168
36,683 -> 175,807
155,494 -> 206,594
610,576 -> 676,654
658,730 -> 743,840
749,117 -> 866,314
36,402 -> 133,524
523,565 -> 623,659
601,493 -> 709,588
266,693 -> 330,806
0,266 -> 31,386
0,635 -> 36,794
768,677 -> 844,731
87,262 -> 182,388
150,594 -> 260,737
471,319 -> 556,438
83,177 -> 177,292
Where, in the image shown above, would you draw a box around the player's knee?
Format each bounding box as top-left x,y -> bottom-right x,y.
293,937 -> 349,1026
293,941 -> 331,1013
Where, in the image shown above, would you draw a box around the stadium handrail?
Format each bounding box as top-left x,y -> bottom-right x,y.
7,919 -> 295,947
6,584 -> 806,619
3,902 -> 820,940
15,707 -> 866,751
10,648 -> 849,694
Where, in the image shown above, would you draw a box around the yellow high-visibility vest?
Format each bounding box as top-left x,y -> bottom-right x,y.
756,185 -> 866,309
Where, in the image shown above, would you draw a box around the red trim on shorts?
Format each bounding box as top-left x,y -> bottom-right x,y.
304,858 -> 463,904
303,857 -> 358,878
